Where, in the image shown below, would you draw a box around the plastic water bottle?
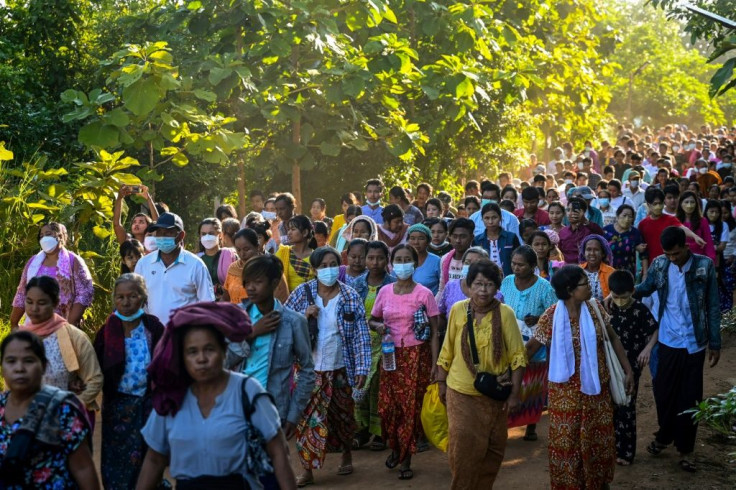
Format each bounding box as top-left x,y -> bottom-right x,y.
382,330 -> 396,371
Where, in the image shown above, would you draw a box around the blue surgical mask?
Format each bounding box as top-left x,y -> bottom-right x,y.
316,266 -> 340,287
598,198 -> 610,208
114,308 -> 145,322
461,264 -> 470,278
480,199 -> 497,208
261,211 -> 277,220
393,263 -> 415,280
365,199 -> 380,207
155,236 -> 178,254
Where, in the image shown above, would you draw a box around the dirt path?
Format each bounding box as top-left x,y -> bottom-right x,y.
93,333 -> 736,488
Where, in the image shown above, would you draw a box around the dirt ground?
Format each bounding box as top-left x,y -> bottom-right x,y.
93,333 -> 736,489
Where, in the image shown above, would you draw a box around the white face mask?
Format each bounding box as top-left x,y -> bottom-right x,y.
261,211 -> 277,220
699,167 -> 708,174
393,263 -> 415,280
39,236 -> 59,254
200,234 -> 219,250
577,162 -> 585,170
144,236 -> 158,252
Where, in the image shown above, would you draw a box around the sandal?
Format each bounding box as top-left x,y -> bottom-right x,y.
398,468 -> 414,480
352,431 -> 370,450
370,436 -> 386,451
337,464 -> 353,476
647,441 -> 668,456
417,439 -> 430,453
617,458 -> 631,466
296,475 -> 314,487
679,459 -> 697,473
385,452 -> 400,469
523,432 -> 538,441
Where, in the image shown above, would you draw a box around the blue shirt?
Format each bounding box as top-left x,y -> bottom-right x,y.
659,257 -> 703,353
361,204 -> 384,224
470,208 -> 521,240
413,253 -> 441,295
243,303 -> 274,388
118,323 -> 150,396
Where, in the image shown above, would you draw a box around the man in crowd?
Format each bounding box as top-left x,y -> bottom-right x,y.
362,178 -> 385,224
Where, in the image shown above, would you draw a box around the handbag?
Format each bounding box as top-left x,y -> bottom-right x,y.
240,376 -> 276,480
412,304 -> 431,341
588,300 -> 631,407
304,284 -> 319,348
466,306 -> 512,401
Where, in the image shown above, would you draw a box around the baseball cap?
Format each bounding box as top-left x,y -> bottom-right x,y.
147,212 -> 184,232
576,186 -> 596,200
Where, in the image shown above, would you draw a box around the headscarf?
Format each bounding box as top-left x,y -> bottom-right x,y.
543,228 -> 560,247
20,313 -> 67,337
578,234 -> 613,265
407,223 -> 431,241
340,216 -> 378,243
148,302 -> 252,416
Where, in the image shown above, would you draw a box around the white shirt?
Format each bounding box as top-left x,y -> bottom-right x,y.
470,208 -> 520,240
659,257 -> 704,354
313,295 -> 344,371
135,248 -> 215,324
623,186 -> 646,210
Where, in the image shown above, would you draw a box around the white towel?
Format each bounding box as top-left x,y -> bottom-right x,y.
548,300 -> 601,396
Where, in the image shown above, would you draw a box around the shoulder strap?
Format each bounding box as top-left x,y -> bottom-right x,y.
304,282 -> 316,306
466,305 -> 480,366
240,375 -> 276,420
588,300 -> 608,340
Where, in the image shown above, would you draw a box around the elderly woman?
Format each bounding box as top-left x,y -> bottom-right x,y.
526,265 -> 634,489
284,247 -> 371,487
408,223 -> 441,295
369,245 -> 440,480
331,205 -> 363,252
93,274 -> 165,489
275,215 -> 317,293
580,234 -> 616,302
11,222 -> 94,329
197,217 -> 238,301
377,204 -> 409,253
436,260 -> 527,489
351,241 -> 396,450
0,331 -> 99,489
18,276 -> 103,419
136,302 -> 296,490
328,194 -> 360,246
500,245 -> 557,440
223,228 -> 288,304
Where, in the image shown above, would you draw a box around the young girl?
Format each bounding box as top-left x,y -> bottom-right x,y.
426,218 -> 452,257
705,200 -> 732,312
472,202 -> 520,277
529,230 -> 563,280
340,238 -> 368,287
676,191 -> 716,261
274,215 -> 317,293
545,202 -> 565,234
120,239 -> 144,274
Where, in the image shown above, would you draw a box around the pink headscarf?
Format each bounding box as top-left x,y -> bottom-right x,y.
148,302 -> 252,416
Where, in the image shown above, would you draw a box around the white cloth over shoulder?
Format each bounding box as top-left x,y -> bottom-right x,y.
548,300 -> 601,395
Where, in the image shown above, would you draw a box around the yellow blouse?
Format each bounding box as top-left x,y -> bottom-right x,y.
437,299 -> 527,396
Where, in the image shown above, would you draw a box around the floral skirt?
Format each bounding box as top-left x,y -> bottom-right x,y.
296,369 -> 355,470
508,360 -> 549,428
101,393 -> 152,490
378,343 -> 431,462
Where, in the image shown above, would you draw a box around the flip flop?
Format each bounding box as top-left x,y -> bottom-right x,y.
647,440 -> 667,456
616,458 -> 631,466
523,432 -> 538,441
398,468 -> 414,480
679,459 -> 697,473
296,475 -> 314,487
370,436 -> 386,451
337,464 -> 353,476
385,452 -> 400,469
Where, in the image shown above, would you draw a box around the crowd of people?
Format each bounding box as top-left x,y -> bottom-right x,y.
0,122 -> 732,489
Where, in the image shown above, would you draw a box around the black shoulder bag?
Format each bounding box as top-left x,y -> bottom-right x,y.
466,306 -> 512,401
304,284 -> 319,348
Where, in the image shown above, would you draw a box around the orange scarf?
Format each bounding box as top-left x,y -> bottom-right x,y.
21,313 -> 67,337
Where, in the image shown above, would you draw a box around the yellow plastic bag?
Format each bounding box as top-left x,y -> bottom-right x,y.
420,383 -> 449,452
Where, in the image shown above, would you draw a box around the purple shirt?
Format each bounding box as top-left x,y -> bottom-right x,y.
558,222 -> 604,264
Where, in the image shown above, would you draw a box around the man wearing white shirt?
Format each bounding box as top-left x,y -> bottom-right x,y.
469,181 -> 520,240
607,179 -> 634,211
546,147 -> 564,174
623,171 -> 647,210
135,212 -> 215,324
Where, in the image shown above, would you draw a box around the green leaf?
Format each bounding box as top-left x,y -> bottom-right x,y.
209,67 -> 232,86
319,141 -> 341,157
172,153 -> 189,167
710,58 -> 735,98
193,89 -> 218,102
123,79 -> 162,116
105,108 -> 130,128
79,122 -> 120,148
189,13 -> 210,35
455,77 -> 474,98
93,225 -> 111,239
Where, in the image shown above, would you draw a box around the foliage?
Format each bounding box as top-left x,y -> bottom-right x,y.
606,0 -> 736,128
650,0 -> 736,98
685,387 -> 736,438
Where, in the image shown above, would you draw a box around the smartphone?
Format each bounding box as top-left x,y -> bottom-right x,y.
130,185 -> 141,193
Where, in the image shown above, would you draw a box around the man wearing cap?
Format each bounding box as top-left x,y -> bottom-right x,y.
135,212 -> 215,324
624,170 -> 647,209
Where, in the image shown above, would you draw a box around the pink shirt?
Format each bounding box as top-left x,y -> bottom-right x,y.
371,283 -> 440,348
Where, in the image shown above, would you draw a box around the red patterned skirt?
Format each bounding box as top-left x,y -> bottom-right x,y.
507,360 -> 549,428
378,343 -> 431,463
296,369 -> 355,470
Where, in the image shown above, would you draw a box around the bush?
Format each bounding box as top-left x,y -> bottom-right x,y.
685,387 -> 736,439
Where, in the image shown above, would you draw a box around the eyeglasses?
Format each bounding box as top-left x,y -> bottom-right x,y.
576,280 -> 590,288
471,282 -> 496,291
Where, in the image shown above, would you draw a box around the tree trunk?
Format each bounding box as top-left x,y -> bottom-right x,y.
292,117 -> 302,213
237,157 -> 246,218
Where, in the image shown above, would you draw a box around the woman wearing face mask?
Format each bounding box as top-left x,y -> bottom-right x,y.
196,218 -> 237,301
545,202 -> 566,234
595,190 -> 617,227
408,223 -> 441,295
222,228 -> 289,304
351,241 -> 396,451
18,276 -> 103,424
93,274 -> 165,489
500,246 -> 557,441
676,191 -> 717,260
113,184 -> 159,245
275,215 -> 318,293
11,222 -> 95,330
603,205 -> 648,277
0,331 -> 99,489
284,247 -> 371,487
425,218 -> 452,256
579,235 -> 616,302
339,238 -> 368,286
529,230 -> 564,280
120,239 -> 145,274
369,245 -> 440,481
